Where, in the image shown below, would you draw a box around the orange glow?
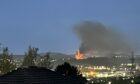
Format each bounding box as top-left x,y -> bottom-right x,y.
90,71 -> 96,75
75,50 -> 84,60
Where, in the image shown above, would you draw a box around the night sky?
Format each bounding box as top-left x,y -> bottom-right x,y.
0,0 -> 140,54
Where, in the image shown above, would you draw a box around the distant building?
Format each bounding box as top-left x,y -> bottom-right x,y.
0,66 -> 80,84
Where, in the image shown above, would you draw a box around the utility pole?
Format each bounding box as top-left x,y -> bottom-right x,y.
0,43 -> 2,54
130,51 -> 135,76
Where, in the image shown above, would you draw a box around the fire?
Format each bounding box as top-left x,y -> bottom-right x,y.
75,50 -> 84,60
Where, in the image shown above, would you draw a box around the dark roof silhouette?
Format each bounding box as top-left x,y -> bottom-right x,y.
0,66 -> 80,84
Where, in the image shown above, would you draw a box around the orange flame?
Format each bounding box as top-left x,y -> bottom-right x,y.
75,50 -> 84,60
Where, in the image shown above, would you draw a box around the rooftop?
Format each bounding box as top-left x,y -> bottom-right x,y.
0,66 -> 79,84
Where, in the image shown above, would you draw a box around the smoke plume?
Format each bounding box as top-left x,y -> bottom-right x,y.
74,21 -> 131,54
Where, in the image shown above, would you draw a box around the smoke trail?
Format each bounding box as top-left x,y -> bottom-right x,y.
74,21 -> 131,54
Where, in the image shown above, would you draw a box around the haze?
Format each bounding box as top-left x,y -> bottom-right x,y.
0,0 -> 140,54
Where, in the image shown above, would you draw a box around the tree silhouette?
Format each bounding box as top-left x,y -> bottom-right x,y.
55,62 -> 87,84
22,46 -> 39,67
37,52 -> 53,69
0,47 -> 16,74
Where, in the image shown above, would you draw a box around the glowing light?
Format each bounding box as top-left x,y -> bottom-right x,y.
108,81 -> 112,84
123,73 -> 126,77
90,71 -> 96,75
87,78 -> 91,81
131,80 -> 134,84
91,81 -> 94,83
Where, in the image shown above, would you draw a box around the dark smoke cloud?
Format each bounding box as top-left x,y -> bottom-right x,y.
74,21 -> 131,54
